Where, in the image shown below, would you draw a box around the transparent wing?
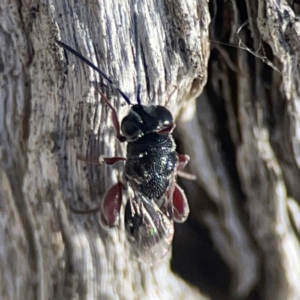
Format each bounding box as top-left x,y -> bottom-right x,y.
124,192 -> 174,265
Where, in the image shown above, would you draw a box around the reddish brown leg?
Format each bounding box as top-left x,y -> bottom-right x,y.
172,183 -> 190,223
70,182 -> 123,228
164,86 -> 177,107
178,154 -> 190,170
102,157 -> 126,165
77,155 -> 101,164
157,123 -> 176,135
77,155 -> 126,165
94,86 -> 127,142
177,154 -> 196,180
100,182 -> 123,228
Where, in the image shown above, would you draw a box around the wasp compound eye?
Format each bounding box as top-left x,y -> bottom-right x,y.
154,106 -> 173,127
121,111 -> 143,140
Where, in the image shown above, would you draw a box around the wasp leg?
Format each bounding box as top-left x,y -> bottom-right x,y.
172,183 -> 190,223
102,156 -> 126,165
101,182 -> 123,228
157,123 -> 176,135
163,86 -> 177,107
69,182 -> 123,228
95,86 -> 127,142
177,171 -> 196,180
76,155 -> 126,165
177,154 -> 196,180
177,154 -> 190,170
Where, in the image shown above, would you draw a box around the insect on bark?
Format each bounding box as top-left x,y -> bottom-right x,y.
56,13 -> 191,264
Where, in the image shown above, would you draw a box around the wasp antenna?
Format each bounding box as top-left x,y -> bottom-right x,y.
137,83 -> 142,105
56,40 -> 132,105
133,12 -> 142,105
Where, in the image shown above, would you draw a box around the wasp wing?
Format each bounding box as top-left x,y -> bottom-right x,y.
124,192 -> 174,264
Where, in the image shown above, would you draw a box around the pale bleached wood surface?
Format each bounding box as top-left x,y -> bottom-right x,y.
0,0 -> 209,300
3,0 -> 300,300
175,1 -> 300,300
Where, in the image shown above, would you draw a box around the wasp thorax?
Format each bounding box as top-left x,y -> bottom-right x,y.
121,105 -> 174,141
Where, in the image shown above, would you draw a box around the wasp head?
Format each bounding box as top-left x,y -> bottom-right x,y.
121,105 -> 173,141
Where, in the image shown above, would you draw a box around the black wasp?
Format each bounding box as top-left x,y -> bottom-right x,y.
56,14 -> 190,264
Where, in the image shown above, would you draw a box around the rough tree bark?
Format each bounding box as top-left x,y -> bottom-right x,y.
173,1 -> 300,300
0,0 -> 209,300
1,0 -> 300,300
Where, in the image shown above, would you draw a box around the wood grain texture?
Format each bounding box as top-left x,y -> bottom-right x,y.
3,0 -> 300,299
174,0 -> 300,299
0,0 -> 209,299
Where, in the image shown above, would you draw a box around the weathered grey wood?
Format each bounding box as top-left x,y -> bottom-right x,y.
176,0 -> 300,299
4,0 -> 300,299
0,0 -> 209,300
